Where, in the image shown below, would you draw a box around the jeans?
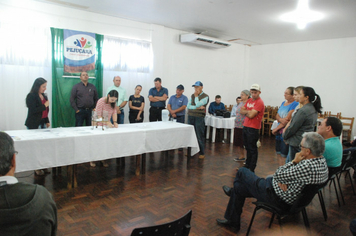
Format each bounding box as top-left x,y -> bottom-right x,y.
117,110 -> 125,124
171,115 -> 185,124
243,127 -> 260,172
285,145 -> 301,163
75,109 -> 92,127
188,115 -> 205,155
111,110 -> 125,124
275,133 -> 289,157
224,167 -> 288,224
350,218 -> 356,236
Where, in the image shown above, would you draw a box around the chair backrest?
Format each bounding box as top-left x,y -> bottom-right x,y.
343,151 -> 356,171
289,183 -> 326,213
130,210 -> 192,236
341,116 -> 354,130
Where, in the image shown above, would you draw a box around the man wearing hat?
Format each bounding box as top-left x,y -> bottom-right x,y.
167,84 -> 188,124
187,81 -> 209,159
240,84 -> 265,172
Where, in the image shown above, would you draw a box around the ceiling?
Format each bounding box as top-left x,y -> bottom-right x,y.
36,0 -> 356,45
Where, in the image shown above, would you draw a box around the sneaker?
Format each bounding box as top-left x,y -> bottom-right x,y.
233,158 -> 246,162
199,155 -> 205,159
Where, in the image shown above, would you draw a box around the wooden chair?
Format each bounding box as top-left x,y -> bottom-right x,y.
130,210 -> 192,236
340,116 -> 354,142
261,111 -> 269,135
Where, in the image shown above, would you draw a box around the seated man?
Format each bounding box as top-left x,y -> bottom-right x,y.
317,116 -> 343,176
216,132 -> 328,231
0,132 -> 57,235
208,95 -> 225,115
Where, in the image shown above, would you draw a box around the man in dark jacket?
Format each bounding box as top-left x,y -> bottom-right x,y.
0,132 -> 57,235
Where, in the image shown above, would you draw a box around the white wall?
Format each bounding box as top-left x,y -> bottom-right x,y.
248,37 -> 356,136
0,0 -> 247,130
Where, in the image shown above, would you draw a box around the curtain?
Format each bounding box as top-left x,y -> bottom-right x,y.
0,23 -> 51,131
51,27 -> 104,128
102,35 -> 152,72
102,35 -> 153,123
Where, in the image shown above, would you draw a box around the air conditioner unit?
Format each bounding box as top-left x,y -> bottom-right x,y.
179,33 -> 231,49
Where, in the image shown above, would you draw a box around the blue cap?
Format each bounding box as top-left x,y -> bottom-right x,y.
192,81 -> 203,87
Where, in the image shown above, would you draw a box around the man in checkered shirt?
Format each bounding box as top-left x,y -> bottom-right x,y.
216,132 -> 329,230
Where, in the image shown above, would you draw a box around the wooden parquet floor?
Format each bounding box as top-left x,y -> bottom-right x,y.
16,135 -> 356,236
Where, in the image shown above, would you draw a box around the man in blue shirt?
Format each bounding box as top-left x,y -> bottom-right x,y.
208,95 -> 226,115
187,81 -> 209,159
148,77 -> 168,122
167,84 -> 188,124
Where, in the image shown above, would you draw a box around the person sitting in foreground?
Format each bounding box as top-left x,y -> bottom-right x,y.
216,132 -> 328,231
0,132 -> 57,235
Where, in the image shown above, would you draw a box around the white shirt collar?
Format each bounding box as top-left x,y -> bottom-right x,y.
0,176 -> 18,185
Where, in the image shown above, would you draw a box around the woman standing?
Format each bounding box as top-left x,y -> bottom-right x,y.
233,90 -> 250,161
25,78 -> 50,175
272,87 -> 298,157
283,86 -> 322,163
129,85 -> 145,123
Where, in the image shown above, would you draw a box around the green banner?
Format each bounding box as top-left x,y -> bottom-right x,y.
51,27 -> 103,128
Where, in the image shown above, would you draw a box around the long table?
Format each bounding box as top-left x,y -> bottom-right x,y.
6,122 -> 199,177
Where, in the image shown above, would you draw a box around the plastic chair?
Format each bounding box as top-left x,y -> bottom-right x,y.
130,210 -> 192,236
246,183 -> 325,236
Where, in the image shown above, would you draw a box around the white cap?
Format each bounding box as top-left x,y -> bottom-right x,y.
250,84 -> 261,91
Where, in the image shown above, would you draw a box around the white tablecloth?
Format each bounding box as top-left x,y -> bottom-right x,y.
205,115 -> 235,128
205,115 -> 235,143
5,122 -> 199,173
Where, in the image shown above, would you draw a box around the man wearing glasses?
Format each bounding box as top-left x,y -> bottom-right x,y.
0,132 -> 57,235
216,132 -> 328,231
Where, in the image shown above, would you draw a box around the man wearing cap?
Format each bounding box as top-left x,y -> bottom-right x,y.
187,81 -> 209,159
106,76 -> 128,124
148,77 -> 169,122
167,84 -> 188,124
240,84 -> 265,172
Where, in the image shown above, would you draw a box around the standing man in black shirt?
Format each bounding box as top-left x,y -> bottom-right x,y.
70,72 -> 99,126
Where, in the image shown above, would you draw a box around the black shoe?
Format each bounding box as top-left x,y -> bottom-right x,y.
222,185 -> 232,197
216,218 -> 240,229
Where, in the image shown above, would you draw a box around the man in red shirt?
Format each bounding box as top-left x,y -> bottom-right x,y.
240,84 -> 265,172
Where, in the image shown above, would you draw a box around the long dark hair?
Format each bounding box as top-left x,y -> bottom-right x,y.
302,87 -> 322,114
30,77 -> 47,94
107,90 -> 119,109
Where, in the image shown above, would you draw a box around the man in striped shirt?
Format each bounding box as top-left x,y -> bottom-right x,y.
216,132 -> 328,231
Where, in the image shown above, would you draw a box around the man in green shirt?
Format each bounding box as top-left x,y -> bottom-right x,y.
317,116 -> 343,170
106,76 -> 128,124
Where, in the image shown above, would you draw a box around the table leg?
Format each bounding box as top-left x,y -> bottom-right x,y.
141,153 -> 146,174
136,155 -> 141,176
230,128 -> 234,143
187,147 -> 192,157
224,129 -> 227,140
66,165 -> 77,189
212,127 -> 216,143
206,125 -> 210,139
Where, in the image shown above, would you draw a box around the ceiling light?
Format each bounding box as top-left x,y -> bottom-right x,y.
280,0 -> 324,29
